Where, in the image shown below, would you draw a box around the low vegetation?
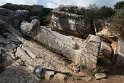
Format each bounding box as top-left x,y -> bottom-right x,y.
2,3 -> 53,26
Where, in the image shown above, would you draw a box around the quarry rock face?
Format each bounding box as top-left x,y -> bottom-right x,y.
20,20 -> 101,70
51,10 -> 95,38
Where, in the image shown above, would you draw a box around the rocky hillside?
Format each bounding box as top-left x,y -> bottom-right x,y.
0,3 -> 124,83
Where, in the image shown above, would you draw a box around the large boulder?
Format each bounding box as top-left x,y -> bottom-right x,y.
100,41 -> 113,59
20,19 -> 40,38
0,8 -> 29,29
51,10 -> 95,38
80,35 -> 101,69
117,38 -> 124,68
20,20 -> 101,70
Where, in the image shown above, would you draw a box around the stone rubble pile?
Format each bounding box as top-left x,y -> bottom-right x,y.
0,6 -> 124,83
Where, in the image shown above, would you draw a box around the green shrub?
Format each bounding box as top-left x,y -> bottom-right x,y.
109,8 -> 124,38
2,3 -> 53,26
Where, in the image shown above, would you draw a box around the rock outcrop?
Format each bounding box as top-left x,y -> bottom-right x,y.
0,8 -> 29,29
1,5 -> 123,83
51,8 -> 95,38
20,19 -> 101,70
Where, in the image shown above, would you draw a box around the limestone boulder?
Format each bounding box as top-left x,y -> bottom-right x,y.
20,19 -> 40,38
80,35 -> 101,70
51,11 -> 95,38
100,41 -> 113,59
117,38 -> 124,68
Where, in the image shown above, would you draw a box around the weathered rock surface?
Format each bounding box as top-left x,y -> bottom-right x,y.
0,66 -> 40,83
51,10 -> 95,38
80,35 -> 101,70
21,20 -> 101,70
21,19 -> 83,64
0,25 -> 72,82
20,19 -> 40,38
117,38 -> 124,68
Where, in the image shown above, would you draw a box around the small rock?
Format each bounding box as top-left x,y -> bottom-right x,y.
33,66 -> 46,79
45,71 -> 55,80
95,73 -> 106,80
53,73 -> 67,80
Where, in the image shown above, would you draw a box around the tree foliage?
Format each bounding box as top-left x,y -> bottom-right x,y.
114,1 -> 124,9
59,5 -> 115,20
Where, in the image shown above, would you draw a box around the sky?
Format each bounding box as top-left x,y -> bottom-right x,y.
0,0 -> 124,8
